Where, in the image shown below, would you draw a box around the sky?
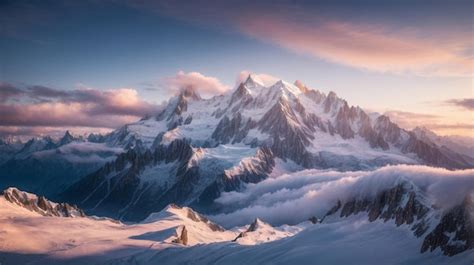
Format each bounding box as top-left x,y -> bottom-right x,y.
0,0 -> 472,138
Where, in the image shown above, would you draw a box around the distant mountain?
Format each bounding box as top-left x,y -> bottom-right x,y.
413,127 -> 474,159
2,187 -> 85,218
0,131 -> 122,197
0,138 -> 23,165
58,75 -> 474,221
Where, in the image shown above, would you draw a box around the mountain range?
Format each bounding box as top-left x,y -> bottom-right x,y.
1,75 -> 473,222
1,75 -> 473,264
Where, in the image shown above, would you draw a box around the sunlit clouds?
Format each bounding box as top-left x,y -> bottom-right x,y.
161,71 -> 230,98
235,71 -> 279,87
211,165 -> 474,227
139,0 -> 473,77
0,83 -> 163,138
237,17 -> 472,76
445,98 -> 474,111
384,110 -> 473,136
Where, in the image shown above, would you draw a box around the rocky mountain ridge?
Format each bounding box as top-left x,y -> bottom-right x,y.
54,75 -> 474,221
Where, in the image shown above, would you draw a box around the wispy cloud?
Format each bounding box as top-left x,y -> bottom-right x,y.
384,110 -> 473,135
445,98 -> 474,111
130,0 -> 473,77
383,110 -> 440,129
235,70 -> 280,87
0,83 -> 163,137
161,71 -> 230,98
0,82 -> 24,102
237,17 -> 472,76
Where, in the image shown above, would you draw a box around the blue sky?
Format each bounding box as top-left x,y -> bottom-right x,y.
0,0 -> 472,137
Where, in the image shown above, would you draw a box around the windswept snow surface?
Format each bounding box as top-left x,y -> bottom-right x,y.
0,165 -> 473,265
0,200 -> 236,265
113,214 -> 473,265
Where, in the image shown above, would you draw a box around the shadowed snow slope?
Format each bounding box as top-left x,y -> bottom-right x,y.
1,164 -> 473,264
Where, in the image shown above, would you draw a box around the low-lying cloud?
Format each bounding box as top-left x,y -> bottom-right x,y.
211,165 -> 474,228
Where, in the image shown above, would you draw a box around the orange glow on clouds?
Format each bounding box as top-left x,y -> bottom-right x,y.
237,15 -> 472,76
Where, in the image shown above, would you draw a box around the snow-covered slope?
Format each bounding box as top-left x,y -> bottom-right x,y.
2,187 -> 85,217
55,75 -> 474,222
1,164 -> 472,265
103,75 -> 473,170
232,218 -> 305,245
62,140 -> 273,221
0,191 -> 237,264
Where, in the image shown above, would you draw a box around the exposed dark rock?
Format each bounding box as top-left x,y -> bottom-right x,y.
374,115 -> 402,143
212,113 -> 256,144
184,206 -> 225,232
421,197 -> 474,256
323,91 -> 339,113
321,183 -> 473,257
172,225 -> 188,245
357,111 -> 389,150
3,187 -> 85,218
232,218 -> 266,242
308,216 -> 319,224
58,131 -> 75,146
184,115 -> 193,125
336,184 -> 429,226
334,103 -> 355,139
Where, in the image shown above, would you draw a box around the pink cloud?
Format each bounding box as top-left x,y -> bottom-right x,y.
162,71 -> 229,98
0,126 -> 114,140
236,70 -> 280,87
384,110 -> 474,136
137,1 -> 472,77
236,15 -> 471,76
0,84 -> 163,137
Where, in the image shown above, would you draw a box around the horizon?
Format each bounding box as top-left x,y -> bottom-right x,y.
2,73 -> 473,142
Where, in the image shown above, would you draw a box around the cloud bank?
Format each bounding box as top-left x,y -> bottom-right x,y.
211,165 -> 474,228
0,83 -> 163,138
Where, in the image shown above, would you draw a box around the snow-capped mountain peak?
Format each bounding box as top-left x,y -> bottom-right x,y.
242,74 -> 265,93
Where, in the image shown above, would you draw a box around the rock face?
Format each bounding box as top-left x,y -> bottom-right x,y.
182,205 -> 225,232
233,218 -> 266,242
62,139 -> 275,221
4,74 -> 470,223
421,197 -> 474,256
2,187 -> 85,218
321,183 -> 474,257
103,75 -> 474,171
172,225 -> 189,245
52,75 -> 473,222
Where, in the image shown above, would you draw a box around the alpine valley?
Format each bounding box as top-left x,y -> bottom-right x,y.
1,76 -> 473,265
